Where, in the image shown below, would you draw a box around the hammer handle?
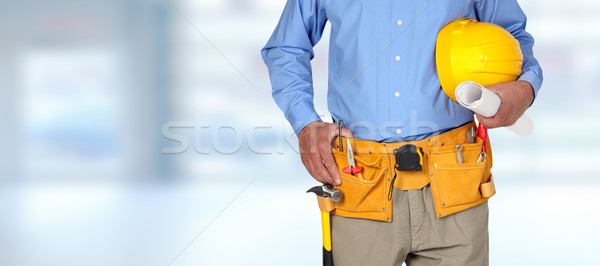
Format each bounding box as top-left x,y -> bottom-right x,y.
321,211 -> 334,266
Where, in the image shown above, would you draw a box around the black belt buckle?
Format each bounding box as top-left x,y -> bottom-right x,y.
393,144 -> 424,171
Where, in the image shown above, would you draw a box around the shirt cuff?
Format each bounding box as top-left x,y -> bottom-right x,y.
517,70 -> 542,102
286,100 -> 322,135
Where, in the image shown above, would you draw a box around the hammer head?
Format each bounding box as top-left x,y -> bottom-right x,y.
306,184 -> 343,202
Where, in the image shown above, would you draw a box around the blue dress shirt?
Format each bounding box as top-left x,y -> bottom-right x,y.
261,0 -> 543,142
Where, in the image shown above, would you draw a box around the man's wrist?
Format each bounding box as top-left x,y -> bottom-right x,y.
516,80 -> 535,107
297,120 -> 323,137
517,71 -> 542,106
286,101 -> 323,135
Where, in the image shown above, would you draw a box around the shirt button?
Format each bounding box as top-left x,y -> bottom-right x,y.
394,92 -> 400,97
396,129 -> 402,134
397,20 -> 403,26
395,56 -> 400,61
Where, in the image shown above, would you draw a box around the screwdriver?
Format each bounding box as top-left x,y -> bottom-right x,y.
466,127 -> 475,144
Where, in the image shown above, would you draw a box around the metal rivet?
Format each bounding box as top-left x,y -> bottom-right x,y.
387,217 -> 390,221
438,213 -> 442,217
383,208 -> 386,211
428,139 -> 430,142
434,164 -> 438,168
369,151 -> 373,154
384,155 -> 387,158
442,203 -> 445,207
388,178 -> 391,181
441,142 -> 444,146
383,169 -> 388,173
429,173 -> 433,176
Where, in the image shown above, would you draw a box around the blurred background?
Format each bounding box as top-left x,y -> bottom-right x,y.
0,0 -> 599,265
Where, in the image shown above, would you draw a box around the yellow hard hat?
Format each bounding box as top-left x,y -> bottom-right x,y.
435,18 -> 523,102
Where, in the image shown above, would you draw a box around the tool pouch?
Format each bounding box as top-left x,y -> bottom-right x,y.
428,136 -> 495,218
325,122 -> 495,222
329,142 -> 393,222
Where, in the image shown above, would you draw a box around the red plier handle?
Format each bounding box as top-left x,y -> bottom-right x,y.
342,166 -> 364,177
478,123 -> 488,153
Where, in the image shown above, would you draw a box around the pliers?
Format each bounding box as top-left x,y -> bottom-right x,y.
342,139 -> 364,179
478,123 -> 488,153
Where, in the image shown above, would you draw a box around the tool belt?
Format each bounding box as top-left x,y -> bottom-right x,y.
319,122 -> 495,222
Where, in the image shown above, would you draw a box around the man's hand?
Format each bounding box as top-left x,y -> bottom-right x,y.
476,81 -> 534,129
298,121 -> 354,186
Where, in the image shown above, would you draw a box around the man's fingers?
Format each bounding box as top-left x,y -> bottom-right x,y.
301,155 -> 314,177
304,155 -> 326,184
475,114 -> 486,124
340,127 -> 354,139
477,114 -> 500,129
310,153 -> 334,185
319,144 -> 341,186
300,155 -> 310,171
299,121 -> 352,185
476,81 -> 535,130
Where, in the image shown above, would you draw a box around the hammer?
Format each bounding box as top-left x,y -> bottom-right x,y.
307,185 -> 342,266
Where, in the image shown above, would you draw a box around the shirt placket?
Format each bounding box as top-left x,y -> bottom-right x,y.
390,0 -> 404,140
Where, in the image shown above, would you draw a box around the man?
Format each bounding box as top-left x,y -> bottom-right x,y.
262,0 -> 542,265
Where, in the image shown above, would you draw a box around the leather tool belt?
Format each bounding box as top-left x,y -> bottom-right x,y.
318,122 -> 495,222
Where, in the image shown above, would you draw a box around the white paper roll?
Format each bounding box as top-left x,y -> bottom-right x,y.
455,81 -> 534,136
506,114 -> 534,137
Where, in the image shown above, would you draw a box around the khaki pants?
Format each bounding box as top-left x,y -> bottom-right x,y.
331,185 -> 489,266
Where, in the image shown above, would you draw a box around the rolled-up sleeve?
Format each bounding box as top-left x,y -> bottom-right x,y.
261,0 -> 327,135
475,0 -> 543,101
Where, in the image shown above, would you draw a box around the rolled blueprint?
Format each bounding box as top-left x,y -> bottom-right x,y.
455,81 -> 534,137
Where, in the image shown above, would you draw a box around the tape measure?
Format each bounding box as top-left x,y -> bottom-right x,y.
393,144 -> 424,172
